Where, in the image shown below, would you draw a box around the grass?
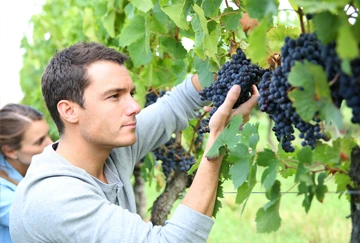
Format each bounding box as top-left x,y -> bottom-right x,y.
144,176 -> 351,243
207,179 -> 351,243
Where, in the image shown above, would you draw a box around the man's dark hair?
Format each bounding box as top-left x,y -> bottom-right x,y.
41,42 -> 128,135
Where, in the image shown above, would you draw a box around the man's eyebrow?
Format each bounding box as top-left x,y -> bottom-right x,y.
103,88 -> 126,96
103,87 -> 136,96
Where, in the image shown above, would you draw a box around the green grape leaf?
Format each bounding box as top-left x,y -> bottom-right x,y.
336,23 -> 360,60
244,0 -> 279,20
101,10 -> 116,38
105,0 -> 115,9
239,122 -> 260,151
140,153 -> 155,184
235,179 -> 256,204
286,0 -> 298,10
206,115 -> 243,159
128,40 -> 152,67
181,119 -> 198,150
292,0 -> 340,13
295,146 -> 313,184
171,60 -> 187,86
264,180 -> 281,207
193,4 -> 209,35
317,100 -> 344,128
160,37 -> 187,59
352,16 -> 360,42
255,199 -> 281,233
341,59 -> 352,76
152,2 -> 168,24
203,0 -> 222,18
280,168 -> 296,178
192,15 -> 207,60
131,0 -> 153,13
124,3 -> 135,18
159,0 -> 189,30
83,8 -> 98,41
219,159 -> 231,180
221,7 -> 242,31
229,144 -> 250,188
144,15 -> 151,54
257,149 -> 280,190
315,173 -> 328,202
195,56 -> 214,88
257,149 -> 279,167
334,173 -> 351,193
248,134 -> 260,153
338,136 -> 358,161
313,12 -> 339,44
298,181 -> 314,213
267,25 -> 301,53
246,16 -> 270,68
204,24 -> 221,66
287,90 -> 317,122
312,143 -> 340,164
288,61 -> 343,128
235,164 -> 257,204
119,15 -> 146,47
262,163 -> 279,191
213,182 -> 224,217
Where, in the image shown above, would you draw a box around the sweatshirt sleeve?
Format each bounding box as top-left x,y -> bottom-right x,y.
10,176 -> 214,243
129,75 -> 210,165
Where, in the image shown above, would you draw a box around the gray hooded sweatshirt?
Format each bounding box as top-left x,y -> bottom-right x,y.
10,76 -> 214,243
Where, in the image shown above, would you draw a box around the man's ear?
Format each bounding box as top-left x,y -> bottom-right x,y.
57,100 -> 79,124
1,145 -> 18,160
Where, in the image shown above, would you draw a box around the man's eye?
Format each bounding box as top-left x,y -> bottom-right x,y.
130,92 -> 136,97
109,94 -> 119,99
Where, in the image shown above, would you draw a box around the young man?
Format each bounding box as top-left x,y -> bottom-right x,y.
10,42 -> 259,242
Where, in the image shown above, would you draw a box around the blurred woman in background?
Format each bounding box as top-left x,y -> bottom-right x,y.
0,103 -> 53,243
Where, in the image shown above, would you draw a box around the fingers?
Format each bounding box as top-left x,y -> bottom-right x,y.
203,106 -> 212,113
237,85 -> 259,112
218,85 -> 241,113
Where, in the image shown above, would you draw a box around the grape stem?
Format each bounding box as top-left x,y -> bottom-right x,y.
329,73 -> 339,87
280,181 -> 300,196
207,11 -> 240,23
297,7 -> 306,34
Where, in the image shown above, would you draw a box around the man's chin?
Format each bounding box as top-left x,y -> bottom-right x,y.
120,137 -> 137,146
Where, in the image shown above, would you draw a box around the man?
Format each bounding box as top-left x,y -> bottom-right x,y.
10,42 -> 259,242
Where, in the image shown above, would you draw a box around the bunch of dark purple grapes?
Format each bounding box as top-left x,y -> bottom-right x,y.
144,90 -> 202,180
321,42 -> 360,123
153,138 -> 195,180
258,32 -> 360,152
258,33 -> 330,152
198,48 -> 265,133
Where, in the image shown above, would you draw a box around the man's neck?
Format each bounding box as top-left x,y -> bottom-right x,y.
55,136 -> 111,183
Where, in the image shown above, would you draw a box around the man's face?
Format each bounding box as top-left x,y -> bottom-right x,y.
78,61 -> 141,149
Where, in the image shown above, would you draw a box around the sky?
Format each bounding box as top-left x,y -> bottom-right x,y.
0,0 -> 45,108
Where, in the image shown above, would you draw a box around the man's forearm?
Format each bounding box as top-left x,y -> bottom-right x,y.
191,73 -> 217,92
181,135 -> 222,217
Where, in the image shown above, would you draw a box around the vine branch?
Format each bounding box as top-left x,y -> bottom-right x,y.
297,7 -> 306,34
207,11 -> 240,23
